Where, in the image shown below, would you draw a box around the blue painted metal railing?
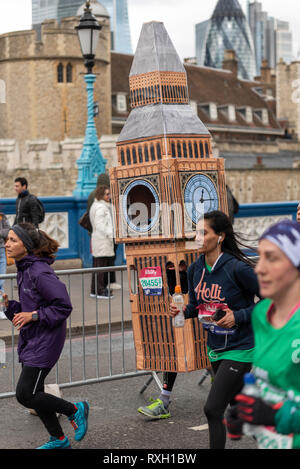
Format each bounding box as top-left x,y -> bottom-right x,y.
0,196 -> 94,267
0,198 -> 298,267
236,201 -> 298,220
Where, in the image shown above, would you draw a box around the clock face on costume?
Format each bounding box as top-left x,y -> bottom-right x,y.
122,179 -> 160,233
184,174 -> 219,225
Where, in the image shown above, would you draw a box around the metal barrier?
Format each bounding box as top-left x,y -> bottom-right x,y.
0,266 -> 159,399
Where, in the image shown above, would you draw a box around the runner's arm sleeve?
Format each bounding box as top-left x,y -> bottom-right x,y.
233,261 -> 260,325
233,304 -> 256,326
275,401 -> 300,435
5,300 -> 22,321
235,261 -> 260,298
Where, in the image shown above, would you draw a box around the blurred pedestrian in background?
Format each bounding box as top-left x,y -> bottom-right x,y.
89,186 -> 115,299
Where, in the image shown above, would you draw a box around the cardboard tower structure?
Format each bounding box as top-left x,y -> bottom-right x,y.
110,22 -> 228,372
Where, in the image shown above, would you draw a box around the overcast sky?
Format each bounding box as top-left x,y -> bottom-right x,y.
0,0 -> 300,59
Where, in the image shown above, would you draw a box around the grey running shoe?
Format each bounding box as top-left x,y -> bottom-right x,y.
138,399 -> 171,419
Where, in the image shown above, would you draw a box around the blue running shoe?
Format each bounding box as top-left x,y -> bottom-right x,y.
36,436 -> 71,449
69,401 -> 90,441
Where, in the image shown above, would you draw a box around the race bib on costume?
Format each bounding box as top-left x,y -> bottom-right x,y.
139,267 -> 163,296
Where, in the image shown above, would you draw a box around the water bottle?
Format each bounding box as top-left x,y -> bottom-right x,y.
241,373 -> 260,436
172,285 -> 185,328
0,291 -> 5,314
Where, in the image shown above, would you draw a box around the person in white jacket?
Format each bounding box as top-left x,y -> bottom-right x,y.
89,186 -> 115,299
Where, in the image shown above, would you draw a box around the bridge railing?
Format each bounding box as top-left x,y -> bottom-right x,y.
0,198 -> 298,266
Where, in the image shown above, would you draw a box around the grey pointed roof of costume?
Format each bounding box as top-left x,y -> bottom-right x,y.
129,21 -> 186,76
118,22 -> 210,143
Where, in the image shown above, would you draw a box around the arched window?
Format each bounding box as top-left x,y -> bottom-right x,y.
156,84 -> 161,100
132,146 -> 137,164
156,143 -> 162,160
66,63 -> 73,83
126,148 -> 131,165
120,149 -> 125,165
144,145 -> 149,162
57,63 -> 64,83
200,142 -> 204,158
150,144 -> 155,161
138,146 -> 143,163
194,142 -> 199,158
177,141 -> 182,158
171,142 -> 176,157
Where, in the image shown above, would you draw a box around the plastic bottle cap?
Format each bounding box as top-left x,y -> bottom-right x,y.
174,285 -> 182,294
244,373 -> 256,385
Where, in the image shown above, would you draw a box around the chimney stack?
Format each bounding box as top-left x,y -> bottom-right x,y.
222,50 -> 238,77
260,59 -> 271,84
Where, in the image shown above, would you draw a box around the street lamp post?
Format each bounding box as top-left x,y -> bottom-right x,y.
73,0 -> 107,198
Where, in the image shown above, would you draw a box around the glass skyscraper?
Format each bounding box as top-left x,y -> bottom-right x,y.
32,0 -> 132,54
32,0 -> 60,26
57,0 -> 87,22
248,1 -> 293,74
100,0 -> 132,54
195,0 -> 256,81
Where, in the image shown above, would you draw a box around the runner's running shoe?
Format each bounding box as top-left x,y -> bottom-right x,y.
36,436 -> 71,449
69,401 -> 90,441
138,399 -> 171,419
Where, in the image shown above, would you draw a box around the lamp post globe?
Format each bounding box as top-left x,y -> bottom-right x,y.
76,0 -> 102,74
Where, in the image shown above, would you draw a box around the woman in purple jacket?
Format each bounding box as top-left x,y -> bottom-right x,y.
4,223 -> 89,449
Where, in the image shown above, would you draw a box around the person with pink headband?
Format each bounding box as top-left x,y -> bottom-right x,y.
226,219 -> 300,449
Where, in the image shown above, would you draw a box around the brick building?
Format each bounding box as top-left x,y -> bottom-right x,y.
0,14 -> 111,153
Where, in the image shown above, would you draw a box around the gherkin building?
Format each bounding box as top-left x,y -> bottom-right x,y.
196,0 -> 256,81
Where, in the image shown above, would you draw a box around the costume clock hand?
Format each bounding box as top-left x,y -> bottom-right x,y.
199,189 -> 216,203
199,190 -> 204,204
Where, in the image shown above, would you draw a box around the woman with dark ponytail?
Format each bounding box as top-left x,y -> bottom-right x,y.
138,211 -> 260,449
3,223 -> 89,449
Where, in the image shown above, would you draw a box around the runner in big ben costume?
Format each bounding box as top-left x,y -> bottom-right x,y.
110,22 -> 259,449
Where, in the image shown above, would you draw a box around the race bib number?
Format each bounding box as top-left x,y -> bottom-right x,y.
139,267 -> 163,296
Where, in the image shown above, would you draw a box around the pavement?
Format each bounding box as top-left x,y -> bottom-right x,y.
0,331 -> 257,452
0,260 -> 259,454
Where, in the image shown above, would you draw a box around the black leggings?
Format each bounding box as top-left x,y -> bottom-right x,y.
16,366 -> 76,438
204,360 -> 252,449
163,359 -> 252,449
